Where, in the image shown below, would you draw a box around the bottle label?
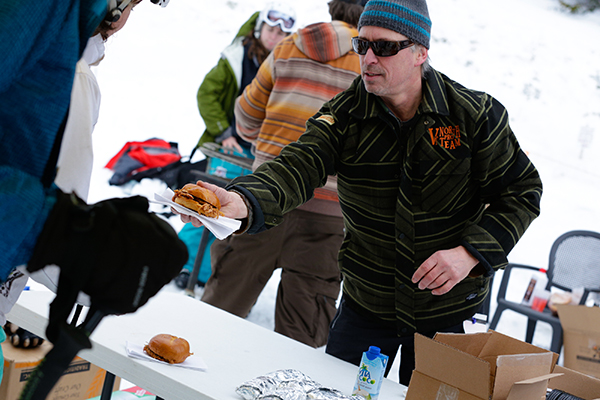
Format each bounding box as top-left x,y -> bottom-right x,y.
353,354 -> 387,400
521,277 -> 537,304
358,363 -> 376,386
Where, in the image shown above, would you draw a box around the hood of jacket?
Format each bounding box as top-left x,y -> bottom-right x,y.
293,21 -> 357,64
219,12 -> 260,88
221,37 -> 245,89
81,34 -> 105,67
235,11 -> 259,40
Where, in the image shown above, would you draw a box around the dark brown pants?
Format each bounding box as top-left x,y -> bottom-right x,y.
201,209 -> 344,348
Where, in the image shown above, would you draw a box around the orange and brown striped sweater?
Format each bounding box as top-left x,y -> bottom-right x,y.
234,20 -> 361,217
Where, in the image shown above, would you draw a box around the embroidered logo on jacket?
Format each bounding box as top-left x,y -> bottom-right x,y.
316,115 -> 335,125
429,125 -> 461,149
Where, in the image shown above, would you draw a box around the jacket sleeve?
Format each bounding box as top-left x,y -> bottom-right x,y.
228,102 -> 339,233
234,53 -> 275,143
55,61 -> 101,201
197,58 -> 235,140
460,95 -> 543,275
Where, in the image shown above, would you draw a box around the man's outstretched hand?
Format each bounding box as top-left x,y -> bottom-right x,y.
176,181 -> 248,227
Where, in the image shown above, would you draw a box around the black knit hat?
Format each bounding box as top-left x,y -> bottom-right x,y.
358,0 -> 432,49
339,0 -> 370,6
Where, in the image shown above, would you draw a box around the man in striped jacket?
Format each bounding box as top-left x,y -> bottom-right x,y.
200,0 -> 366,348
183,0 -> 542,384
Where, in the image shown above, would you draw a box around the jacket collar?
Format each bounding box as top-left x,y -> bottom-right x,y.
82,34 -> 105,67
349,67 -> 450,120
420,68 -> 450,116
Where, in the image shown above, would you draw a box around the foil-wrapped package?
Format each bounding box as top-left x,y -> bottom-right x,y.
271,369 -> 318,384
236,376 -> 279,400
307,387 -> 353,399
236,369 -> 351,400
275,370 -> 320,393
257,388 -> 307,400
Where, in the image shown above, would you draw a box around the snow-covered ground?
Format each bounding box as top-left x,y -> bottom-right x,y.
28,0 -> 600,388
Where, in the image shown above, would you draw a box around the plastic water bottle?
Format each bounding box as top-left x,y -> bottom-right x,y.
352,346 -> 389,400
521,268 -> 548,307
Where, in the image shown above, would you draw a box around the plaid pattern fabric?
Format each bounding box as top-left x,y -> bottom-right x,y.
230,68 -> 542,334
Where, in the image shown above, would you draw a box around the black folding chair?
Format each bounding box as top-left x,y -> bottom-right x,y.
489,230 -> 600,354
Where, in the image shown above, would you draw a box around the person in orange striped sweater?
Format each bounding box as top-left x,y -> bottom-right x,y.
199,0 -> 366,348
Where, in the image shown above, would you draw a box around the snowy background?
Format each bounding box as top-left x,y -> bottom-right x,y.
28,0 -> 600,389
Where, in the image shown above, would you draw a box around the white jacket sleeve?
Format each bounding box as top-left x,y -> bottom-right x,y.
55,59 -> 101,202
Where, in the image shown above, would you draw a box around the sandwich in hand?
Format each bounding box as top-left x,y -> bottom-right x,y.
172,183 -> 222,219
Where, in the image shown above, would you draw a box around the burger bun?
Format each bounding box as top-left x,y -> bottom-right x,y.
172,183 -> 222,218
143,333 -> 193,364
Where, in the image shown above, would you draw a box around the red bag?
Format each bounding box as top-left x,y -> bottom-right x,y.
105,138 -> 181,185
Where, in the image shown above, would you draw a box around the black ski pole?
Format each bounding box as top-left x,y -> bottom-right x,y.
18,306 -> 106,400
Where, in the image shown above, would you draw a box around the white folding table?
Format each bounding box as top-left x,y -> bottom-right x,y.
7,289 -> 407,400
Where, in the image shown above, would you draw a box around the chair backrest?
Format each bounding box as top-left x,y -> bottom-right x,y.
547,230 -> 600,292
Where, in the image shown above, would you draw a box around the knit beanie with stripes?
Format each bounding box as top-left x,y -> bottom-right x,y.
358,0 -> 432,49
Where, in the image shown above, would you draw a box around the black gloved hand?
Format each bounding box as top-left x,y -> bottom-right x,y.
4,322 -> 45,348
27,191 -> 188,343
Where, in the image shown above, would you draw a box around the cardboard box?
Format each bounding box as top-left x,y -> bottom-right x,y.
556,304 -> 600,379
1,341 -> 120,400
405,330 -> 559,400
549,365 -> 600,400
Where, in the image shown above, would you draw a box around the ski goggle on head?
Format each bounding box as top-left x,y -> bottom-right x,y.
107,0 -> 168,23
351,37 -> 414,57
150,0 -> 169,7
264,10 -> 296,32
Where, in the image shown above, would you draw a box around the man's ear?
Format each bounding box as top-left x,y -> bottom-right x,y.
415,46 -> 428,67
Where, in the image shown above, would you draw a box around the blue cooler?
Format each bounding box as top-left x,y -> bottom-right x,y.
206,147 -> 253,180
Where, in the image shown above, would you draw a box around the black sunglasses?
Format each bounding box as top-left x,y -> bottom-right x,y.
351,37 -> 414,57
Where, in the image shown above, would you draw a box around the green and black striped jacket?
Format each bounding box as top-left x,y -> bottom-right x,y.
228,68 -> 542,335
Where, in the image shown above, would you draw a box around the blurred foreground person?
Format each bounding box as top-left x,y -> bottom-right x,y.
6,0 -> 153,351
0,0 -> 187,387
200,0 -> 365,348
179,0 -> 542,384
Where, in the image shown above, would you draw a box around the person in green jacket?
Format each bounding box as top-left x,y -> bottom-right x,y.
175,2 -> 297,289
195,2 -> 297,155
